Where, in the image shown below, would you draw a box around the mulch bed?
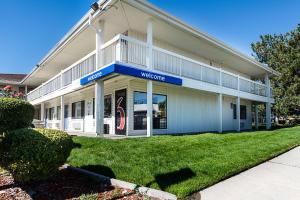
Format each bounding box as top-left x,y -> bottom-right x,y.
0,168 -> 147,200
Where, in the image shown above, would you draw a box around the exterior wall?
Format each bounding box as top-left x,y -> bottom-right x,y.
222,96 -> 252,131
128,79 -> 252,136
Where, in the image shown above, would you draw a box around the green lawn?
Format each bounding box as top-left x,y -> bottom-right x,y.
67,126 -> 300,198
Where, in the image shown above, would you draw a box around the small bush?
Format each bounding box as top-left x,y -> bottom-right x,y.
0,128 -> 73,183
0,98 -> 34,133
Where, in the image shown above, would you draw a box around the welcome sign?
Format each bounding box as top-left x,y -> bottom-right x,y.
80,63 -> 182,86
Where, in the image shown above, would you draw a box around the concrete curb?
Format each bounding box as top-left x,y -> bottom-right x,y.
63,164 -> 177,200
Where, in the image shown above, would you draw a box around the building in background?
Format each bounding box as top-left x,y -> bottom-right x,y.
0,73 -> 27,96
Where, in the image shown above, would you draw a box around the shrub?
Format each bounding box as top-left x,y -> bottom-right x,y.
0,98 -> 34,133
0,128 -> 74,183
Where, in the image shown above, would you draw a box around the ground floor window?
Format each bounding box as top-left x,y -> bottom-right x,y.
72,101 -> 85,119
57,106 -> 61,120
233,104 -> 247,120
49,107 -> 55,120
93,95 -> 112,118
104,95 -> 112,117
133,91 -> 167,130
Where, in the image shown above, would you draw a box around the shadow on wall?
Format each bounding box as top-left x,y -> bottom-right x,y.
146,167 -> 196,191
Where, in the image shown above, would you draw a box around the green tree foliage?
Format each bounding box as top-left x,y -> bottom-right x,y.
0,98 -> 34,133
251,24 -> 300,116
0,128 -> 74,183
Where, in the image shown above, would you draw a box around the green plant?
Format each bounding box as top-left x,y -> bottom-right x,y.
0,98 -> 34,133
0,128 -> 73,183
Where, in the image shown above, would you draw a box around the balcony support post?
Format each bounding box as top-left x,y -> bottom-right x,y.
236,75 -> 241,132
93,19 -> 105,136
265,74 -> 271,129
95,79 -> 104,136
60,95 -> 64,130
218,93 -> 223,133
236,97 -> 240,132
146,19 -> 153,137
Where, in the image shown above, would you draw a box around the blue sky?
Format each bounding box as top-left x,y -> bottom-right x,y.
0,0 -> 299,74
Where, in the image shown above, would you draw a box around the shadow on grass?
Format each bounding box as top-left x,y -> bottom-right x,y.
146,167 -> 196,190
80,165 -> 116,179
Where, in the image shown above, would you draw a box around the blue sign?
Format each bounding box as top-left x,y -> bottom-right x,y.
80,65 -> 115,85
80,63 -> 182,86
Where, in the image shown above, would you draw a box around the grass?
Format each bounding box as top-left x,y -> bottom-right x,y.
67,126 -> 300,198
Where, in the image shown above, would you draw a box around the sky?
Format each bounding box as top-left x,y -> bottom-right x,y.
0,0 -> 299,74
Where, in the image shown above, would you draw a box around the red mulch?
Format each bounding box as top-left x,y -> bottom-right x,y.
0,168 -> 147,200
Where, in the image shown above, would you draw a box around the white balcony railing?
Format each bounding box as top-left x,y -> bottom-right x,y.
27,34 -> 269,102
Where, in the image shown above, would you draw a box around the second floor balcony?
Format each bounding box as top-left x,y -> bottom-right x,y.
27,34 -> 272,102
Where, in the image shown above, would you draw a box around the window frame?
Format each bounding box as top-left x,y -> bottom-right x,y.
233,104 -> 247,120
93,94 -> 112,119
57,106 -> 61,120
133,91 -> 167,130
72,101 -> 85,119
48,107 -> 55,120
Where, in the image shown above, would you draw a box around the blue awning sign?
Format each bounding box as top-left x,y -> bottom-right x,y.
80,64 -> 182,86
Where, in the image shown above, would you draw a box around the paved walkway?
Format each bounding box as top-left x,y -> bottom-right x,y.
200,146 -> 300,200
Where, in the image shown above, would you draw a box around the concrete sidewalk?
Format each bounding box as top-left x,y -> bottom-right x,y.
200,146 -> 300,200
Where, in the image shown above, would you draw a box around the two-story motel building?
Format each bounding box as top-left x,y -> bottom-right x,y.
23,0 -> 279,137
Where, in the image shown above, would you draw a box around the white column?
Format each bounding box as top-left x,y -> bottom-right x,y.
95,80 -> 104,135
147,81 -> 153,137
265,74 -> 271,129
94,19 -> 105,136
41,102 -> 45,121
236,97 -> 240,132
236,74 -> 241,132
60,95 -> 64,130
146,19 -> 153,137
218,93 -> 223,133
255,104 -> 259,130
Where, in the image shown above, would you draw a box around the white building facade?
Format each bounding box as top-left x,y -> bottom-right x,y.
23,0 -> 278,137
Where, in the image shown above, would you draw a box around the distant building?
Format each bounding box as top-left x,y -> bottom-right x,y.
0,73 -> 27,94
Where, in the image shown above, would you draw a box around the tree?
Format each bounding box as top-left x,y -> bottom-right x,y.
251,24 -> 300,116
